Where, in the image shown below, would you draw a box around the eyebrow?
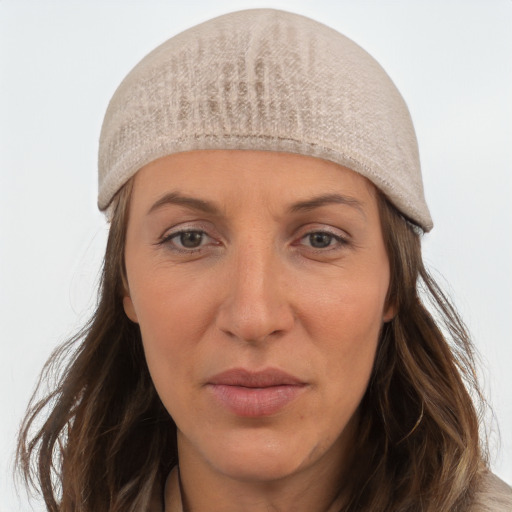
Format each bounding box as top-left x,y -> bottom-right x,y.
289,193 -> 367,219
148,192 -> 220,216
147,191 -> 366,219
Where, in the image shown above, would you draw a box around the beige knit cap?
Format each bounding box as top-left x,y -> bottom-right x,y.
98,8 -> 433,231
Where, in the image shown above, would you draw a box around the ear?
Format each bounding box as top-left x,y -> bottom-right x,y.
123,294 -> 139,323
382,299 -> 397,323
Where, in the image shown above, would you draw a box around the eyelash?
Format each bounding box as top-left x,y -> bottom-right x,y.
157,227 -> 349,255
157,229 -> 216,253
297,230 -> 349,251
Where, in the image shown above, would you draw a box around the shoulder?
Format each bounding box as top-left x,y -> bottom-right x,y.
470,471 -> 512,512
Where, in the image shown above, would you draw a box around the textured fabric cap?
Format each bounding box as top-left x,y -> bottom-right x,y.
98,8 -> 433,231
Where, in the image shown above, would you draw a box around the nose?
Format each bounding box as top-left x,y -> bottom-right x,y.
215,244 -> 295,343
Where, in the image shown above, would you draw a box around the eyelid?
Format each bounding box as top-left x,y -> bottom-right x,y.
156,221 -> 222,252
158,220 -> 215,240
293,224 -> 351,250
295,223 -> 350,240
161,228 -> 210,243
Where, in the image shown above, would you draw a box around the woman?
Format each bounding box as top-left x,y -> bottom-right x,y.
16,9 -> 512,512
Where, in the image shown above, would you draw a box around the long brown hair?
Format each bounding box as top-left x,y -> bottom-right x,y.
17,180 -> 487,511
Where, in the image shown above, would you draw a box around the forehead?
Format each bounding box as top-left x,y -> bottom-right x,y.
131,150 -> 377,208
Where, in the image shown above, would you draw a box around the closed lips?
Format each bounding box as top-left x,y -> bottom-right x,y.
206,368 -> 306,387
205,368 -> 307,417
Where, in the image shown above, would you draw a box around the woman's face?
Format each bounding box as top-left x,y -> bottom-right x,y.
123,150 -> 393,484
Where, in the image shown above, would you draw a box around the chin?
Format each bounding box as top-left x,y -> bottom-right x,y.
201,427 -> 329,483
215,451 -> 306,483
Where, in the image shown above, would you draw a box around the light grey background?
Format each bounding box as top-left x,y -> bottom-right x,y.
1,1 -> 510,510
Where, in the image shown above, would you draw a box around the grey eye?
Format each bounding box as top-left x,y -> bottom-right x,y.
308,232 -> 335,248
178,231 -> 204,248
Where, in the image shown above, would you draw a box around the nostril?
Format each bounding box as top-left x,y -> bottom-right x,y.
220,326 -> 286,344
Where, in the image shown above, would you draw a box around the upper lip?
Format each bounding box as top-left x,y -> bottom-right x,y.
207,368 -> 306,388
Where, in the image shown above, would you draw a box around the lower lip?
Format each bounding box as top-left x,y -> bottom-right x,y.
207,384 -> 305,417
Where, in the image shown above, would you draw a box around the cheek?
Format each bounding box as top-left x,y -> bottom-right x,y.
130,261 -> 215,336
302,261 -> 388,346
127,269 -> 216,398
302,264 -> 388,402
